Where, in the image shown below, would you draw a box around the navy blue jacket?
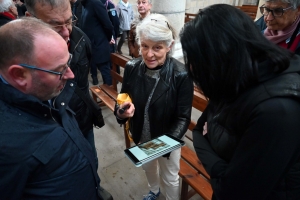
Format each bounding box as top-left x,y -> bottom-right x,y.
0,80 -> 102,199
80,0 -> 114,64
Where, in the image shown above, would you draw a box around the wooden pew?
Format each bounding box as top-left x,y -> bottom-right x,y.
185,13 -> 197,23
236,5 -> 258,20
89,53 -> 212,200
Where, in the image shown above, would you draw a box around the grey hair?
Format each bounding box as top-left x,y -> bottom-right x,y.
0,0 -> 14,12
136,13 -> 176,55
25,0 -> 69,15
265,0 -> 300,9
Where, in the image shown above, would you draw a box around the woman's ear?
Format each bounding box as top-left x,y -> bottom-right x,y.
167,40 -> 175,52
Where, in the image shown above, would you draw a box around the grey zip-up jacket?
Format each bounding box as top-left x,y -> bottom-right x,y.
116,1 -> 134,31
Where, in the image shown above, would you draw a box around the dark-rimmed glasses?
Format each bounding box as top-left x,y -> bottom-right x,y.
260,4 -> 294,17
151,19 -> 171,29
19,53 -> 72,80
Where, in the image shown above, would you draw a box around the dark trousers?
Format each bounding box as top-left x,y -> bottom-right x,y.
117,30 -> 129,52
91,61 -> 112,85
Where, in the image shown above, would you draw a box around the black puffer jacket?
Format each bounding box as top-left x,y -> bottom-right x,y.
193,55 -> 300,200
116,57 -> 194,144
68,26 -> 98,135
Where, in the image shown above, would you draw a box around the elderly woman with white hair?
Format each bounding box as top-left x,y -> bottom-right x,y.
114,13 -> 193,200
0,0 -> 18,26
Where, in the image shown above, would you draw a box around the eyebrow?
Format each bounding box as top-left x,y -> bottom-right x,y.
48,16 -> 73,25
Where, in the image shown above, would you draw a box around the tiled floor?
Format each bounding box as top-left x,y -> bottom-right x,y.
90,41 -> 204,200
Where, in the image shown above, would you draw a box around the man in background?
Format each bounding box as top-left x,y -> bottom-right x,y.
0,17 -> 102,199
80,0 -> 114,86
128,0 -> 152,58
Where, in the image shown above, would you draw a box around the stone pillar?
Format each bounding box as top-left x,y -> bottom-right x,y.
151,0 -> 187,59
256,0 -> 264,20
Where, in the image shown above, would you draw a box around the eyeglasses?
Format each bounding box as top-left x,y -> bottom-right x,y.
260,4 -> 294,17
50,15 -> 78,32
150,19 -> 171,29
19,53 -> 72,80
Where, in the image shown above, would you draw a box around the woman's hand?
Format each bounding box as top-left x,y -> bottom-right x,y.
117,102 -> 135,119
203,122 -> 208,135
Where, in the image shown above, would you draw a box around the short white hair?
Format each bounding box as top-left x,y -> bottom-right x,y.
0,0 -> 13,12
136,13 -> 176,55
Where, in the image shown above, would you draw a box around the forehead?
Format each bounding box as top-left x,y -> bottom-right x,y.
34,2 -> 72,22
141,38 -> 166,46
137,0 -> 149,3
265,1 -> 290,7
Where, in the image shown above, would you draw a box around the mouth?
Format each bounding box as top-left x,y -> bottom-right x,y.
146,59 -> 156,64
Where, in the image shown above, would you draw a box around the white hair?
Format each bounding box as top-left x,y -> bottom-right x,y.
136,13 -> 176,55
0,0 -> 13,12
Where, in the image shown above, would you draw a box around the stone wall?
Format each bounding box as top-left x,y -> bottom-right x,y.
112,0 -> 259,15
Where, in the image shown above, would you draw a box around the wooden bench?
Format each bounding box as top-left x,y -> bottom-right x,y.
185,13 -> 197,23
236,5 -> 258,20
89,53 -> 212,200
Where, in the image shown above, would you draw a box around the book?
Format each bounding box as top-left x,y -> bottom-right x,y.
124,134 -> 185,167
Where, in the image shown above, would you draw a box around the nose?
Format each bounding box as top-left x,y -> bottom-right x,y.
146,49 -> 154,57
265,12 -> 274,21
63,67 -> 74,80
59,25 -> 71,42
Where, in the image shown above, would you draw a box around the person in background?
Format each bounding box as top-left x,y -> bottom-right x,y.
180,4 -> 300,199
14,0 -> 26,16
80,0 -> 114,86
25,0 -> 104,168
259,0 -> 300,54
0,17 -> 102,199
116,0 -> 133,54
0,0 -> 17,26
70,0 -> 83,27
128,0 -> 152,58
101,0 -> 120,74
115,13 -> 193,200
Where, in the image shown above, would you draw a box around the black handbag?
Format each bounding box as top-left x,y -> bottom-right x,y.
75,86 -> 105,128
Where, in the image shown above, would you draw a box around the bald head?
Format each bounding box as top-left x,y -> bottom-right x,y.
0,17 -> 62,70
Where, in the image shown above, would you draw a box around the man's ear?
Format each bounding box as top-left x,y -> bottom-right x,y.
7,65 -> 31,90
25,11 -> 32,17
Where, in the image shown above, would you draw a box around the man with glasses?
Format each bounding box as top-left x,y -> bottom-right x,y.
128,0 -> 152,58
25,0 -> 105,167
256,0 -> 300,54
0,17 -> 103,199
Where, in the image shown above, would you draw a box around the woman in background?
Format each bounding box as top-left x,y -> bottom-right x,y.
181,4 -> 300,199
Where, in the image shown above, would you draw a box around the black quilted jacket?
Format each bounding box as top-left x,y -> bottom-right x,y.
193,55 -> 300,200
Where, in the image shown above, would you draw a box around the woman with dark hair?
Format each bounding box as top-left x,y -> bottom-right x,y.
180,4 -> 300,200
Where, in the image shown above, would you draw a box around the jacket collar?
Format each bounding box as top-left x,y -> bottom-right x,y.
0,12 -> 16,20
258,54 -> 300,83
0,79 -> 76,116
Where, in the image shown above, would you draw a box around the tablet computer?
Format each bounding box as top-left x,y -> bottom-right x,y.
124,134 -> 185,167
